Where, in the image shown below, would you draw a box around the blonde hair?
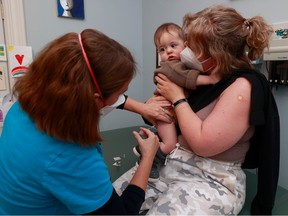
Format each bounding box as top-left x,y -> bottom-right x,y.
183,5 -> 273,77
14,29 -> 136,146
154,22 -> 186,48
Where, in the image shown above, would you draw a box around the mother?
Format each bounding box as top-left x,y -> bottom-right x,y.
114,5 -> 279,215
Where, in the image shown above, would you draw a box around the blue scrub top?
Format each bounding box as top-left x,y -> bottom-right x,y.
0,102 -> 113,215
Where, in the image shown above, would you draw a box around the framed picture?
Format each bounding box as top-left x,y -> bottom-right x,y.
57,0 -> 85,19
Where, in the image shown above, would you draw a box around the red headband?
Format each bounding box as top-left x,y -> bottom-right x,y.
78,34 -> 103,101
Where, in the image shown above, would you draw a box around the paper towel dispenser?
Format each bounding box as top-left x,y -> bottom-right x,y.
264,21 -> 288,61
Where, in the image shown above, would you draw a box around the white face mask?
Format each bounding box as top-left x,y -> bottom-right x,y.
180,47 -> 216,74
180,47 -> 203,71
100,94 -> 126,116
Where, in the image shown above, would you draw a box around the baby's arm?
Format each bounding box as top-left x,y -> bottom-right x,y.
196,74 -> 220,86
156,120 -> 178,155
196,74 -> 214,85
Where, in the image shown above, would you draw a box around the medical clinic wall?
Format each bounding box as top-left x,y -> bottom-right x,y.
22,0 -> 288,189
141,0 -> 288,190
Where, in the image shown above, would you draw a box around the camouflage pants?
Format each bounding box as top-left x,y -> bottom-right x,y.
113,145 -> 246,215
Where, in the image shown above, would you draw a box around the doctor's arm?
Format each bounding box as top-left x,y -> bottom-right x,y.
84,128 -> 159,215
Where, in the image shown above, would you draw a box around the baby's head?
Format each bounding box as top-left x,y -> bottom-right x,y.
154,23 -> 187,62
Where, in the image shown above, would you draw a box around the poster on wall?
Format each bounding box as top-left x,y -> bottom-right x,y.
0,66 -> 6,90
0,44 -> 7,61
7,45 -> 33,78
57,0 -> 85,19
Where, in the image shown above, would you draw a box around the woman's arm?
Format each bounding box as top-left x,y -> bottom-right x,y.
155,73 -> 251,157
129,127 -> 159,188
84,186 -> 144,215
85,127 -> 159,215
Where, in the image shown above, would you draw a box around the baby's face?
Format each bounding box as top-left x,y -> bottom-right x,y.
157,31 -> 186,62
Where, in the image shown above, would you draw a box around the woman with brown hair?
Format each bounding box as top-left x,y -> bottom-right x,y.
114,5 -> 279,215
0,29 -> 159,215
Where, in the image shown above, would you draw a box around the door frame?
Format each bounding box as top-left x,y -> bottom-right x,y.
1,0 -> 26,45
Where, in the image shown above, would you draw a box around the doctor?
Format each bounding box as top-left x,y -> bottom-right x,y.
0,29 -> 159,215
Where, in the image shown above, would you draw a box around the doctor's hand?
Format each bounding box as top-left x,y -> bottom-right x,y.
155,73 -> 186,103
143,94 -> 173,125
133,127 -> 159,161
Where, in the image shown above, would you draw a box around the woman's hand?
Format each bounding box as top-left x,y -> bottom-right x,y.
123,96 -> 173,125
143,95 -> 173,125
145,94 -> 171,106
155,73 -> 186,103
133,127 -> 159,161
129,127 -> 159,190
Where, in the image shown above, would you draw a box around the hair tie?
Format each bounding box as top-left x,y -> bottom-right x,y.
244,19 -> 251,29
